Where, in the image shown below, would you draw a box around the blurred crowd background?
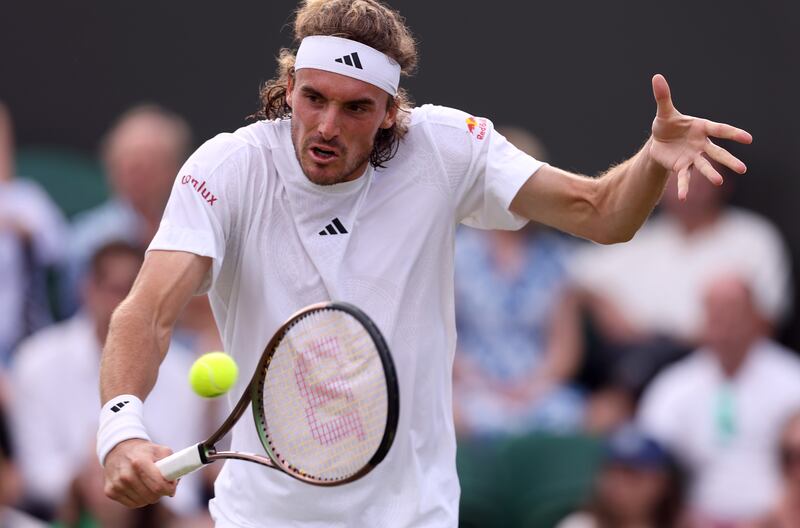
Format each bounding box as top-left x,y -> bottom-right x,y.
2,1 -> 799,527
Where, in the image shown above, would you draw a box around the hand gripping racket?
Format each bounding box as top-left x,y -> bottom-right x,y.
156,302 -> 399,485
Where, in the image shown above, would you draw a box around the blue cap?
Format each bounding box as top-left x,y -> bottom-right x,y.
604,424 -> 672,469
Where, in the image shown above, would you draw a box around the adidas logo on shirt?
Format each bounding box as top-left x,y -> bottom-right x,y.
334,52 -> 363,70
319,218 -> 349,236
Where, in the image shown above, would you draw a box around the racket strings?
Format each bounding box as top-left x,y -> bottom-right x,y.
260,308 -> 389,482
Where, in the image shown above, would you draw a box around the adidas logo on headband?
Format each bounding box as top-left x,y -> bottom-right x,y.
335,52 -> 363,70
295,36 -> 401,96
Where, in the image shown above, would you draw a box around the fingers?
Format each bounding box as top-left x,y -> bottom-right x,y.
104,465 -> 159,508
676,167 -> 691,202
103,441 -> 178,509
705,119 -> 753,144
134,456 -> 177,499
694,154 -> 724,186
705,139 -> 747,174
652,74 -> 676,118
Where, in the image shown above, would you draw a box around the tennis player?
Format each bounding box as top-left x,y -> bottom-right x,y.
97,0 -> 752,525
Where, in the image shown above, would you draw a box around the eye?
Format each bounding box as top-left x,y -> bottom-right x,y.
305,93 -> 322,104
347,104 -> 367,114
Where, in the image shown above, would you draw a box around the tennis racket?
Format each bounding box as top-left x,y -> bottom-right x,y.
156,301 -> 399,486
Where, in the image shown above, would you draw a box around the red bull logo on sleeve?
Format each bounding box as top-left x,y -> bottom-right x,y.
465,117 -> 487,140
466,117 -> 477,134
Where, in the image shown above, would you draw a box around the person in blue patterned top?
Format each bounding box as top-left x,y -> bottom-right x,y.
453,127 -> 584,437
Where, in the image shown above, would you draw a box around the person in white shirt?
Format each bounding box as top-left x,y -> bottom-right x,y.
0,102 -> 67,363
638,274 -> 800,525
10,242 -> 210,526
61,104 -> 192,315
96,1 -> 752,526
572,167 -> 792,395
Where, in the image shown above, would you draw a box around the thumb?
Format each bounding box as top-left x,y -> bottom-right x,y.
652,73 -> 675,118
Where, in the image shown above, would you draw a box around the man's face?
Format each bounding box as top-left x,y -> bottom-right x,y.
85,253 -> 141,333
662,165 -> 726,220
597,465 -> 668,520
105,116 -> 181,217
701,275 -> 760,356
287,69 -> 397,185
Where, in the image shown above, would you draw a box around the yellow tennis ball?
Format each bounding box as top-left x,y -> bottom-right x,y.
189,352 -> 238,398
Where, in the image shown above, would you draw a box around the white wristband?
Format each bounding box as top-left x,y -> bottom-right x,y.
97,395 -> 151,465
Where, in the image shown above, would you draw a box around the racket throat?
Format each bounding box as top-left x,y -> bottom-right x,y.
200,444 -> 214,463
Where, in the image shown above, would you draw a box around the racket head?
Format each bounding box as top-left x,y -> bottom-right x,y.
251,302 -> 399,486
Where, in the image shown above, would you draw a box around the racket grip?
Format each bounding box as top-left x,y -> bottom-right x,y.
156,444 -> 205,480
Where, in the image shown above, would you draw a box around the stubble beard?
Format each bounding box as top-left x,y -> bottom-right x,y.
291,120 -> 372,186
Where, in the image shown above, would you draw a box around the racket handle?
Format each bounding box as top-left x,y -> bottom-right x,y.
156,444 -> 205,480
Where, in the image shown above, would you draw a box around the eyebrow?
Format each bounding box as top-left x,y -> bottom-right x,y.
299,85 -> 377,107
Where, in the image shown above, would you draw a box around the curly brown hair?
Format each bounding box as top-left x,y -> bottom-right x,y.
253,0 -> 417,168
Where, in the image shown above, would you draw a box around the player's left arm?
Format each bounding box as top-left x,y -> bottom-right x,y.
510,74 -> 752,244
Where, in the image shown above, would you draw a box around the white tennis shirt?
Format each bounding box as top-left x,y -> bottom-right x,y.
149,105 -> 543,527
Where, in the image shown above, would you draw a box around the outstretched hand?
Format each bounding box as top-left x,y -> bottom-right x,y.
649,74 -> 752,201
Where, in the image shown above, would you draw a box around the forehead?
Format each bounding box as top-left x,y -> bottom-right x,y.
108,117 -> 176,157
294,68 -> 389,104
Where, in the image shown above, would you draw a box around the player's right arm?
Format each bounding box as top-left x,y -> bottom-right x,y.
99,249 -> 210,508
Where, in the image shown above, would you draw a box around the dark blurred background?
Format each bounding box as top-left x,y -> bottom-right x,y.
3,1 -> 799,346
3,2 -> 800,527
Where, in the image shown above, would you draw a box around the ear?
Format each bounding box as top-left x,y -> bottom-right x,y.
380,97 -> 398,130
286,72 -> 295,109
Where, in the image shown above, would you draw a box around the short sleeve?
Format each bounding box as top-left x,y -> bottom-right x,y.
148,134 -> 248,294
420,105 -> 545,230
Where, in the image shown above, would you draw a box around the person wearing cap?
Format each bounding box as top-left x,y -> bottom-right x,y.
96,1 -> 752,526
557,425 -> 686,528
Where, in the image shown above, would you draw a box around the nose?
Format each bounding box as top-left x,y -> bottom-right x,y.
317,106 -> 341,141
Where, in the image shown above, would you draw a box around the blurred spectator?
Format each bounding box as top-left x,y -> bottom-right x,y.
0,404 -> 47,527
9,242 -> 211,526
572,168 -> 792,395
0,102 -> 67,364
62,104 -> 191,314
638,274 -> 800,526
557,424 -> 686,528
748,410 -> 800,528
584,386 -> 636,436
453,128 -> 583,436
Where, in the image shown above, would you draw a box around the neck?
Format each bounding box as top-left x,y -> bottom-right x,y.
718,340 -> 756,378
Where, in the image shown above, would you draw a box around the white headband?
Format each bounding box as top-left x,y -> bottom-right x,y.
294,36 -> 401,97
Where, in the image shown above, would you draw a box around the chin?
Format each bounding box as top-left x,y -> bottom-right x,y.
304,168 -> 344,186
301,160 -> 351,186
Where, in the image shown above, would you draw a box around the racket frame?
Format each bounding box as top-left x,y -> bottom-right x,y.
194,302 -> 399,485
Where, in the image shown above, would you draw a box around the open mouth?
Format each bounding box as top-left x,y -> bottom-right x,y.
310,146 -> 338,162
